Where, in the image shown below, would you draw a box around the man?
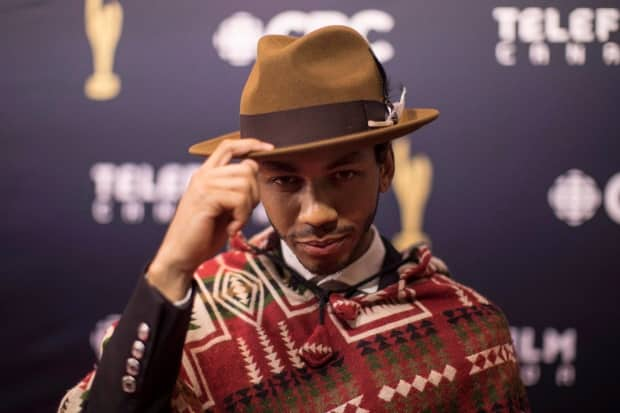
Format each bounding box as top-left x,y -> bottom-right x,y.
60,26 -> 529,412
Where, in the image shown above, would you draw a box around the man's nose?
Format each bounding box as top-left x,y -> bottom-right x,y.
298,185 -> 338,233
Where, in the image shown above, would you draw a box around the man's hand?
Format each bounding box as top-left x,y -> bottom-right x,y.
147,138 -> 273,301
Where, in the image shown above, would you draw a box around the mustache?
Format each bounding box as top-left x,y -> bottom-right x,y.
290,225 -> 355,241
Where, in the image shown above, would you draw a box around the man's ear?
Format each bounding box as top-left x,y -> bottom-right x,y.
379,143 -> 395,193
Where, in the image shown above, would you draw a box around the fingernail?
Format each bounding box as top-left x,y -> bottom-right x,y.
228,223 -> 239,235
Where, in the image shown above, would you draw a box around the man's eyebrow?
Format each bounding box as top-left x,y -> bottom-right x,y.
326,150 -> 363,169
260,160 -> 298,173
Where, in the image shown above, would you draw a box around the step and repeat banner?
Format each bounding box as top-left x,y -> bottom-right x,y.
2,0 -> 618,411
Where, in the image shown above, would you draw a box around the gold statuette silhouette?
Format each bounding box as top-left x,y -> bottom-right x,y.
84,0 -> 123,101
391,137 -> 433,250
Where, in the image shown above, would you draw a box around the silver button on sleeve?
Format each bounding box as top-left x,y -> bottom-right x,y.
122,375 -> 136,393
131,340 -> 145,359
126,357 -> 140,376
137,322 -> 150,341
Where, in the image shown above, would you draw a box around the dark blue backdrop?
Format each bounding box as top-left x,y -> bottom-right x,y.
2,0 -> 619,411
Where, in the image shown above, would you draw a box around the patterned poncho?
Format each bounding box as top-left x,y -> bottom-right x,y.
61,230 -> 530,412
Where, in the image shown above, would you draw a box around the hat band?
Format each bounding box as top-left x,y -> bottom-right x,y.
240,100 -> 387,147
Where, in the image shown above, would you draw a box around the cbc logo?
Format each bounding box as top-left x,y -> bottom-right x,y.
212,10 -> 395,67
548,169 -> 620,226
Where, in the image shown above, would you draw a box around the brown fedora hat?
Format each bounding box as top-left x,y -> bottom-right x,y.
189,25 -> 439,158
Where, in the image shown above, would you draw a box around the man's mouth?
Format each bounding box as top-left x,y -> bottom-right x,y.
295,235 -> 349,257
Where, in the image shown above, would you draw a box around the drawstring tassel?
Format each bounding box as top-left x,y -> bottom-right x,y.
298,325 -> 334,368
235,228 -> 445,369
298,292 -> 334,368
329,294 -> 361,321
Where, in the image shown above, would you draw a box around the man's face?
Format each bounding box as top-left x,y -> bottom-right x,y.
257,144 -> 394,275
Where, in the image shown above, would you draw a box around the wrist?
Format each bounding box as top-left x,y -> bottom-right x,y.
146,259 -> 193,302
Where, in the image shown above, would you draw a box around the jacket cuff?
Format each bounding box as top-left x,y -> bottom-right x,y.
86,274 -> 195,412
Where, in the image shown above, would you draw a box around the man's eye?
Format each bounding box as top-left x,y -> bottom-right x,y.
333,170 -> 358,181
270,176 -> 301,186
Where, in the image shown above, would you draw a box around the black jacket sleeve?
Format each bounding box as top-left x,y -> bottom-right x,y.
85,275 -> 195,412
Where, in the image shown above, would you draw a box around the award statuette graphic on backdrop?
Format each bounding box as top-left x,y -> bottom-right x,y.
84,0 -> 123,101
391,137 -> 433,250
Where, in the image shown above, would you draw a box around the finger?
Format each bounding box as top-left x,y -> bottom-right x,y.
240,158 -> 259,174
202,161 -> 258,179
213,190 -> 254,235
241,159 -> 259,200
194,163 -> 259,201
222,160 -> 259,201
206,138 -> 274,167
211,139 -> 272,167
214,188 -> 256,220
208,177 -> 256,202
191,162 -> 244,188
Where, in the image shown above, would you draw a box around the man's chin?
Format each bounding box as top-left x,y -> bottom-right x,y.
296,254 -> 349,276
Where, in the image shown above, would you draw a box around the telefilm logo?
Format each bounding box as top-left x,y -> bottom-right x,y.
548,169 -> 620,226
90,162 -> 200,224
493,7 -> 620,66
212,9 -> 395,67
90,163 -> 276,225
511,327 -> 577,387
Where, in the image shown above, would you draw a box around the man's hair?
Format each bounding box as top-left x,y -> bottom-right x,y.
369,48 -> 390,103
369,49 -> 396,166
374,142 -> 391,164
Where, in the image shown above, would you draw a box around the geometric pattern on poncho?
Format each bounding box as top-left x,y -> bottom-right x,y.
211,259 -> 265,327
328,297 -> 433,343
377,364 -> 457,402
59,231 -> 531,413
219,355 -> 353,412
325,395 -> 368,413
467,343 -> 518,375
355,319 -> 439,358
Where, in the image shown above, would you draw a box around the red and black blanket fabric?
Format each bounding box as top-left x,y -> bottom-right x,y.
61,231 -> 530,412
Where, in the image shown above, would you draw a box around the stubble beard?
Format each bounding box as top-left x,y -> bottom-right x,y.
268,189 -> 380,276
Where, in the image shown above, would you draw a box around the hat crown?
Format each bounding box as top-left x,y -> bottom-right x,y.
240,26 -> 384,115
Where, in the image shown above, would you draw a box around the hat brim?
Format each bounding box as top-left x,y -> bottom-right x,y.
188,107 -> 439,159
